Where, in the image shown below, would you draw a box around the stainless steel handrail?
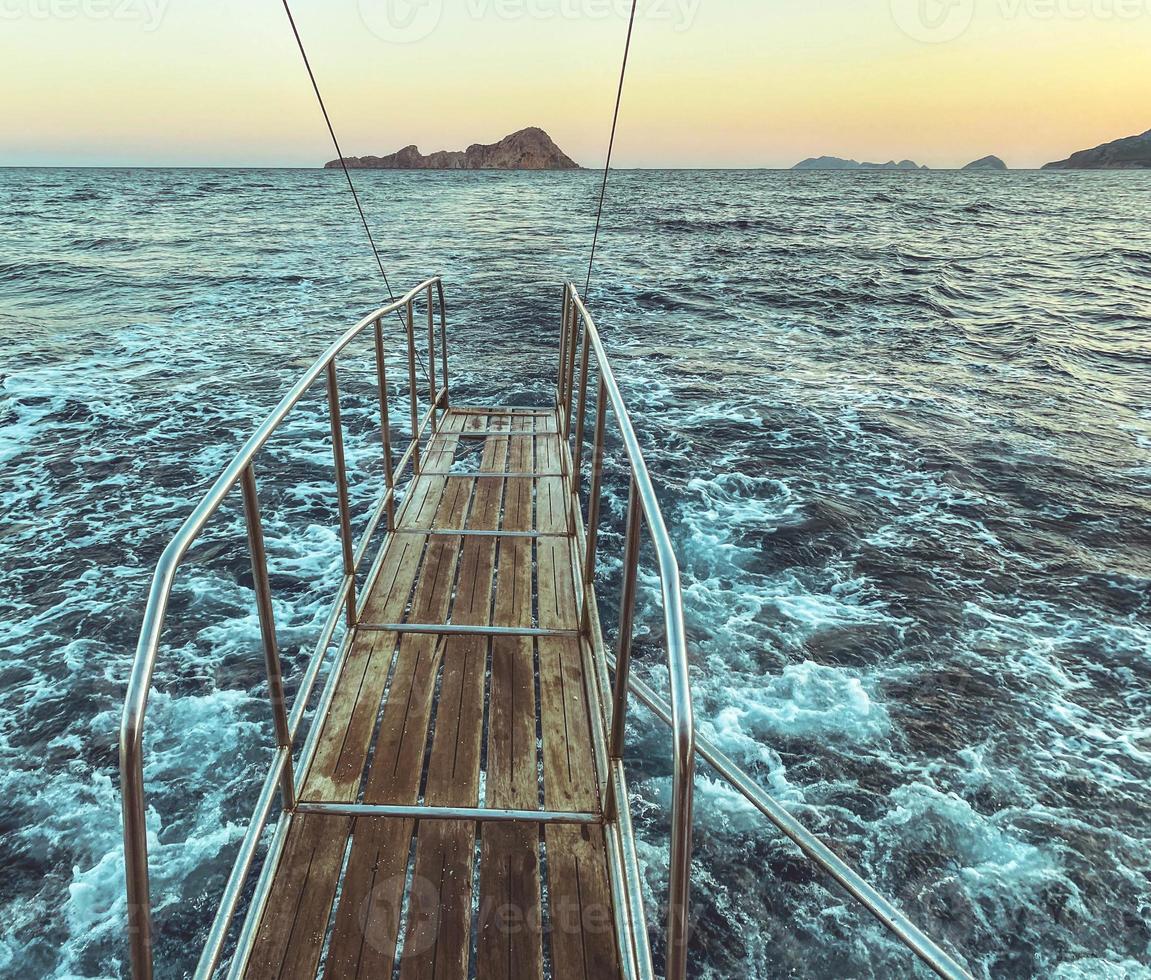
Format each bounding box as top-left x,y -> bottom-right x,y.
558,284 -> 696,980
119,276 -> 449,980
621,668 -> 974,980
558,283 -> 972,980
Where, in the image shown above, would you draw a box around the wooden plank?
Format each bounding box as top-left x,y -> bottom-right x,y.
421,411 -> 466,471
536,416 -> 567,535
485,416 -> 537,802
302,534 -> 422,802
461,430 -> 506,535
546,825 -> 620,980
319,817 -> 414,980
398,414 -> 464,530
243,813 -> 352,980
479,414 -> 544,980
476,823 -> 542,980
322,433 -> 475,980
303,409 -> 467,802
536,531 -> 597,813
398,820 -> 475,980
398,425 -> 505,980
538,649 -> 597,809
323,661 -> 451,973
537,404 -> 619,980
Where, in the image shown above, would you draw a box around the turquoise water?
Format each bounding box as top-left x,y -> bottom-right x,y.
0,167 -> 1149,978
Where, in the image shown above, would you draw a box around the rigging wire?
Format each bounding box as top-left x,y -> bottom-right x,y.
584,0 -> 639,299
282,0 -> 636,338
278,0 -> 430,384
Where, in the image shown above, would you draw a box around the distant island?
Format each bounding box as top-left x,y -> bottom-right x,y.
793,156 -> 928,171
963,155 -> 1007,171
325,127 -> 579,170
1043,128 -> 1151,169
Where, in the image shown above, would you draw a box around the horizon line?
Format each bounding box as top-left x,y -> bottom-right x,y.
0,164 -> 1096,172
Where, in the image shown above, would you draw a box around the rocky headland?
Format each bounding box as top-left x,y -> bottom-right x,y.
792,156 -> 928,171
1043,128 -> 1151,169
325,127 -> 579,170
963,155 -> 1008,170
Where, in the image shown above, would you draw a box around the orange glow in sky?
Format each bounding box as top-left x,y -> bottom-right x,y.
2,0 -> 1149,168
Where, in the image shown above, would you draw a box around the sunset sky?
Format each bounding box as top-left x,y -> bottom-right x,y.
3,0 -> 1150,168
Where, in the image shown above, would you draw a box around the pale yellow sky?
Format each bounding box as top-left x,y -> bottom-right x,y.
2,0 -> 1149,168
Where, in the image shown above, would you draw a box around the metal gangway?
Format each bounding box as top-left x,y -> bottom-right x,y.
119,280 -> 972,980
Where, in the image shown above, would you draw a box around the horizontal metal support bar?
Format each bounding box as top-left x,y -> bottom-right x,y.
390,528 -> 570,539
455,430 -> 558,438
443,470 -> 565,478
449,406 -> 552,415
357,623 -> 579,638
296,801 -> 600,824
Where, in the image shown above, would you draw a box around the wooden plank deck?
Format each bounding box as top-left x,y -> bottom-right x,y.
242,406 -> 622,980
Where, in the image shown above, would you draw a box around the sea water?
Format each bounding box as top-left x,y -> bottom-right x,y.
0,167 -> 1148,978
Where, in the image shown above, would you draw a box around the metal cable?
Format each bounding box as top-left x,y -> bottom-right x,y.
278,0 -> 431,385
584,0 -> 639,298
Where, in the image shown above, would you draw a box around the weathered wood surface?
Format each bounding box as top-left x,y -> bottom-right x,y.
242,407 -> 619,980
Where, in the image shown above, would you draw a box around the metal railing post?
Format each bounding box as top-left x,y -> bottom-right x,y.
436,279 -> 450,409
666,797 -> 695,979
604,477 -> 641,821
121,735 -> 152,980
373,317 -> 397,531
564,300 -> 580,439
580,375 -> 608,633
426,284 -> 438,431
666,585 -> 695,980
572,327 -> 592,491
240,464 -> 297,810
406,298 -> 421,474
558,285 -> 571,404
326,361 -> 357,627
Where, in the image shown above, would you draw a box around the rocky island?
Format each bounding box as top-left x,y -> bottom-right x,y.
793,156 -> 928,171
1043,128 -> 1151,169
963,155 -> 1007,170
325,126 -> 579,170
